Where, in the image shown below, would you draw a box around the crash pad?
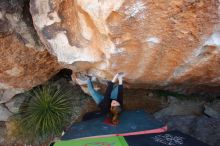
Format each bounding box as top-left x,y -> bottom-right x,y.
54,136 -> 128,146
54,130 -> 209,146
124,130 -> 210,146
61,110 -> 167,140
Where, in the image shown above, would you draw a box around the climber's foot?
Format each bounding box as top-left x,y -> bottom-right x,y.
75,73 -> 96,85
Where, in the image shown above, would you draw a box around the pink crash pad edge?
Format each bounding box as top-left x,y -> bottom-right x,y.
75,125 -> 168,140
117,125 -> 168,136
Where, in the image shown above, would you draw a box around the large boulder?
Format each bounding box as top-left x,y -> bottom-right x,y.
30,0 -> 220,95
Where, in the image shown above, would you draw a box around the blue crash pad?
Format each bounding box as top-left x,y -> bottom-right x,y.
62,110 -> 166,140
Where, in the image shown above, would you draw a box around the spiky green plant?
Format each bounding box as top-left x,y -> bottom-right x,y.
17,84 -> 73,143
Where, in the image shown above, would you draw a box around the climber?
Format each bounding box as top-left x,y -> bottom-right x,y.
79,72 -> 124,125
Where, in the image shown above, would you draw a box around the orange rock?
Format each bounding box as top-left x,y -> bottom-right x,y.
0,34 -> 61,89
29,0 -> 220,95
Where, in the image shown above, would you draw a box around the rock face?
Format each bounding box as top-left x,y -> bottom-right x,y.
0,0 -> 61,98
30,0 -> 220,95
155,115 -> 220,146
154,96 -> 205,118
5,94 -> 26,113
0,105 -> 12,121
204,100 -> 220,118
0,35 -> 60,89
0,122 -> 6,145
154,97 -> 220,146
0,34 -> 61,105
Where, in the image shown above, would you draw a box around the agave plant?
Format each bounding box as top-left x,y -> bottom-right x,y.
18,84 -> 73,143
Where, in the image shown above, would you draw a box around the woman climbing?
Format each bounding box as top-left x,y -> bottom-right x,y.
83,72 -> 124,125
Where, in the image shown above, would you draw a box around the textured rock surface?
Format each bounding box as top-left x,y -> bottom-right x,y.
204,100 -> 220,118
0,122 -> 6,145
154,97 -> 220,146
155,115 -> 220,146
0,0 -> 61,102
154,96 -> 205,118
5,94 -> 26,113
0,34 -> 61,104
30,0 -> 220,95
0,105 -> 12,121
0,35 -> 60,89
0,88 -> 24,104
0,0 -> 42,49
